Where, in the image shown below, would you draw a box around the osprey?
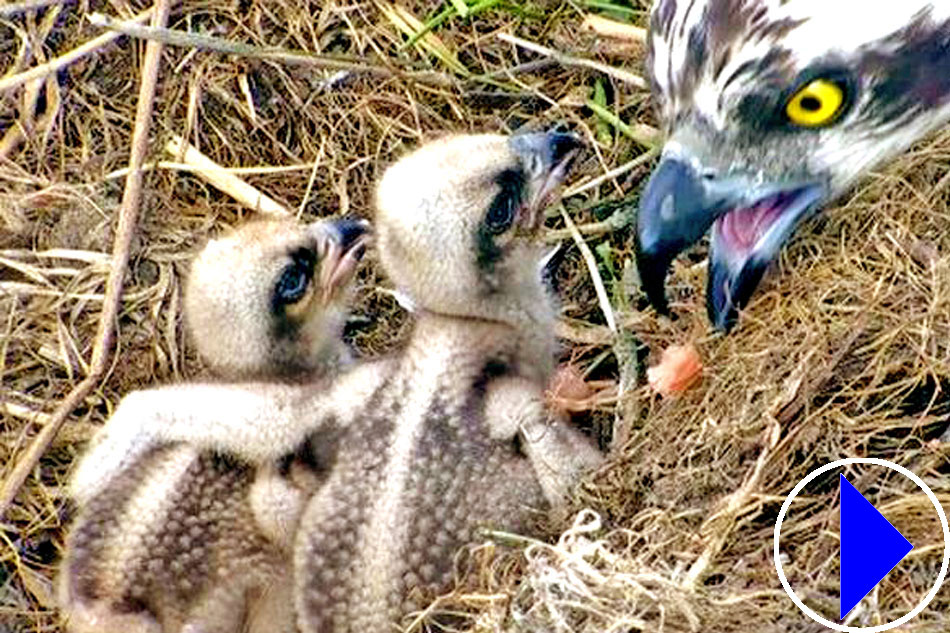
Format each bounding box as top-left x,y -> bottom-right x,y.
636,0 -> 950,330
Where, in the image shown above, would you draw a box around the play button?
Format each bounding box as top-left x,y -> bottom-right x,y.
839,474 -> 913,619
774,457 -> 950,632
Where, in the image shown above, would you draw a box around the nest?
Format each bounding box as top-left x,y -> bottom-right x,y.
2,1 -> 948,632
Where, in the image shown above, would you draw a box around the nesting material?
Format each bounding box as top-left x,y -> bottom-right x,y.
2,2 -> 949,632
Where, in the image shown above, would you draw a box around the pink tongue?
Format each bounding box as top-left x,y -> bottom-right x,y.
718,197 -> 786,254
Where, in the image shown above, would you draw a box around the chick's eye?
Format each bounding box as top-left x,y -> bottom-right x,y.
786,78 -> 845,127
484,169 -> 524,235
275,266 -> 309,304
485,192 -> 516,235
274,249 -> 315,305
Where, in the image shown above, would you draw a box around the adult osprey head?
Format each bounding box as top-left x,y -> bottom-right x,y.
636,0 -> 950,330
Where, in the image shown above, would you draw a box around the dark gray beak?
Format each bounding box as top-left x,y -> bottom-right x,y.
635,156 -> 730,315
636,153 -> 826,331
331,217 -> 370,254
510,131 -> 585,177
510,131 -> 585,228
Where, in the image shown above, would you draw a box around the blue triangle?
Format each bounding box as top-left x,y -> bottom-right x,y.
840,474 -> 913,619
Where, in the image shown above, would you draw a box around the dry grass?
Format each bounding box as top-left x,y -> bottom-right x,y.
1,1 -> 948,632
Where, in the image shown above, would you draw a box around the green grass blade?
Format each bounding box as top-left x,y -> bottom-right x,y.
587,100 -> 659,148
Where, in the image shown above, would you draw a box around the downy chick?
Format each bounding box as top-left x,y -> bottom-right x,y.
182,216 -> 369,544
60,216 -> 367,633
62,132 -> 602,633
291,131 -> 603,632
184,217 -> 367,380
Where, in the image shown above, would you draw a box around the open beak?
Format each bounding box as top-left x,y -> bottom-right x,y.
636,145 -> 827,331
312,217 -> 370,304
510,131 -> 585,230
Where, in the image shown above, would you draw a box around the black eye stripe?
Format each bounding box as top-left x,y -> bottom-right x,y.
475,168 -> 527,277
290,247 -> 317,272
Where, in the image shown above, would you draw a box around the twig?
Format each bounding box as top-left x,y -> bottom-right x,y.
556,320 -> 614,345
0,248 -> 109,263
478,58 -> 557,80
611,327 -> 641,455
400,0 -> 502,50
0,402 -> 53,427
165,135 -> 290,216
581,14 -> 647,43
544,210 -> 628,242
0,73 -> 61,160
549,385 -> 619,413
0,281 -> 154,302
104,160 -> 327,179
477,528 -> 545,546
88,12 -> 458,88
0,0 -> 173,519
0,0 -> 62,109
545,191 -> 641,242
0,0 -> 65,18
377,1 -> 468,76
297,136 -> 328,219
497,32 -> 647,89
563,148 -> 658,198
0,8 -> 154,94
560,207 -> 617,333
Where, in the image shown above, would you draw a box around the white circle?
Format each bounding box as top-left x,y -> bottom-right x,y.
773,457 -> 950,632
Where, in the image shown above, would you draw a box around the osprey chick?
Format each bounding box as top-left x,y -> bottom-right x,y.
637,0 -> 950,329
61,217 -> 368,633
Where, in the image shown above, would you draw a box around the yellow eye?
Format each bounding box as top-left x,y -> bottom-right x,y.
785,79 -> 845,127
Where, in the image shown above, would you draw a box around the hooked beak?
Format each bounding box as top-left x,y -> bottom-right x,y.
636,148 -> 827,331
312,217 -> 370,304
510,131 -> 585,230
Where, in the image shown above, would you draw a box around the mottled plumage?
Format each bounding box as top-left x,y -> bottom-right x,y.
60,132 -> 601,633
637,0 -> 950,329
61,217 -> 367,633
294,133 -> 599,629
